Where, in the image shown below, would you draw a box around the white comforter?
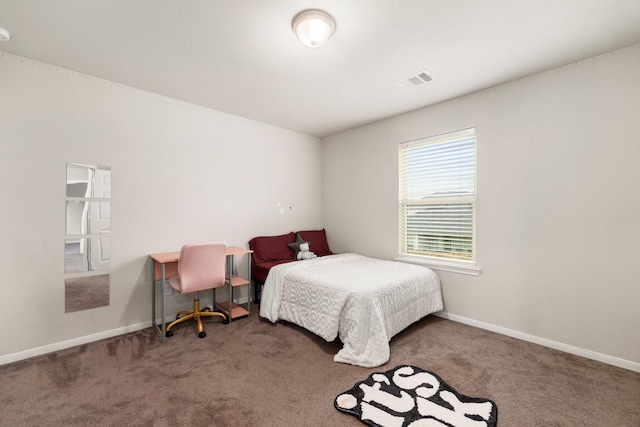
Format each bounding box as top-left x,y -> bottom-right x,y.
259,253 -> 443,367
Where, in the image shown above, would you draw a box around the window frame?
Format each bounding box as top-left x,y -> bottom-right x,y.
396,127 -> 480,276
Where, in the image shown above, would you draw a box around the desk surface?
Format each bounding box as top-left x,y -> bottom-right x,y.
150,246 -> 252,264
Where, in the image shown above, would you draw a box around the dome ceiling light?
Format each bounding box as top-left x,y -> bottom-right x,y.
292,10 -> 336,48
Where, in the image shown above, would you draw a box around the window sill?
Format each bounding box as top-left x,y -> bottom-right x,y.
395,254 -> 481,276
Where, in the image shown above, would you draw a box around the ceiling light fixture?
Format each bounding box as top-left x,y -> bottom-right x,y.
0,27 -> 11,42
292,10 -> 336,48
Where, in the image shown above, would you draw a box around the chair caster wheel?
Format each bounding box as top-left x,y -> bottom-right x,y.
223,317 -> 230,325
165,330 -> 174,337
198,331 -> 206,338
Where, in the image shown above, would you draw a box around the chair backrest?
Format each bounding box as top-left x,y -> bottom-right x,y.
175,242 -> 227,294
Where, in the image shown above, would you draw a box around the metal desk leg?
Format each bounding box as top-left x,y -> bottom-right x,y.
152,261 -> 156,336
228,255 -> 233,323
151,261 -> 166,343
161,263 -> 166,341
247,253 -> 251,315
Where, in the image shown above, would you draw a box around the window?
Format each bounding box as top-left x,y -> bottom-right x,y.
399,128 -> 477,270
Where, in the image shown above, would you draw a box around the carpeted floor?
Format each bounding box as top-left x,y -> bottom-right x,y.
1,305 -> 639,426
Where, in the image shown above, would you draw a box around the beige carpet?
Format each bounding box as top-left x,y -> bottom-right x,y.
1,306 -> 639,426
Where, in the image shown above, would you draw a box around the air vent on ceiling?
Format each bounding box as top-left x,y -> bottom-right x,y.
396,70 -> 433,90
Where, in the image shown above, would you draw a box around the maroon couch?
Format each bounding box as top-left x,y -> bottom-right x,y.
249,229 -> 333,302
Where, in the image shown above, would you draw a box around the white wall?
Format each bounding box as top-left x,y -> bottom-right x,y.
0,52 -> 322,361
323,45 -> 640,370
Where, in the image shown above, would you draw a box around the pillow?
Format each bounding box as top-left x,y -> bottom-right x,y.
288,235 -> 310,258
249,232 -> 296,264
297,229 -> 332,257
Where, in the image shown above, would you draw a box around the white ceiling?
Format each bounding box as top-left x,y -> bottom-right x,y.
2,0 -> 640,138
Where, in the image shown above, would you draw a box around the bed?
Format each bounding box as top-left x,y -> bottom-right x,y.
250,230 -> 443,368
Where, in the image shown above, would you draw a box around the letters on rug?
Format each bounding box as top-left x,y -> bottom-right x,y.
335,365 -> 498,427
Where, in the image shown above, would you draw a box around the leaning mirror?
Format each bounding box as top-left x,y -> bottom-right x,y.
65,163 -> 111,312
65,274 -> 110,313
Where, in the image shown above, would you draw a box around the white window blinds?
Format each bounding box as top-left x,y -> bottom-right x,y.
399,128 -> 476,261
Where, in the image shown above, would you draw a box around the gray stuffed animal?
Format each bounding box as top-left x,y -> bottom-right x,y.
297,242 -> 317,260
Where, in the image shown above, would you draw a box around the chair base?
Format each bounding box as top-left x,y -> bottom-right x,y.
165,298 -> 227,338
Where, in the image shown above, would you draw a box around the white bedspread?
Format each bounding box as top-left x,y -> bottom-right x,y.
259,253 -> 443,367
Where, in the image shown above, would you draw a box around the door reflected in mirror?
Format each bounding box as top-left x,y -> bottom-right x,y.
65,237 -> 111,273
65,201 -> 111,236
65,163 -> 111,312
66,163 -> 111,198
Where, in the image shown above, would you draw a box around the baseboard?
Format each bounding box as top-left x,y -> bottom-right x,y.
0,302 -> 253,366
0,321 -> 152,366
9,307 -> 633,373
435,312 -> 640,373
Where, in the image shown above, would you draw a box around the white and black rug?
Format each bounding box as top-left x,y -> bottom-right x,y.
335,365 -> 498,427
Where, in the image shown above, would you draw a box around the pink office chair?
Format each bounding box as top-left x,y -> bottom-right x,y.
165,242 -> 229,338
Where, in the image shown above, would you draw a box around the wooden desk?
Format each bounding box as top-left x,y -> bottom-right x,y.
150,246 -> 253,342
